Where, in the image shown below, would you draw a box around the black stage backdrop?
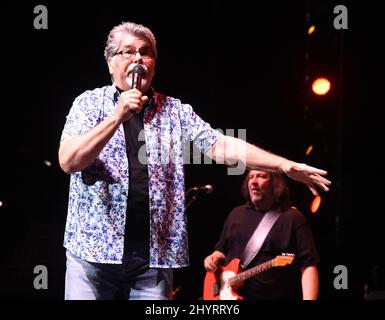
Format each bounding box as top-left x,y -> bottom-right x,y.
0,0 -> 384,304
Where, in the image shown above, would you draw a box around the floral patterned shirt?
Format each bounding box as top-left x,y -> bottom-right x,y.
60,84 -> 222,267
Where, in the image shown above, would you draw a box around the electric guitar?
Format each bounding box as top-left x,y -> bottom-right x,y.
203,253 -> 295,300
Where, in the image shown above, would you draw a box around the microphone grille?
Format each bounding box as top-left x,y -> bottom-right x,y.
133,64 -> 145,76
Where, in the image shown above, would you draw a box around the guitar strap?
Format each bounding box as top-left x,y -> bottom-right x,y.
239,209 -> 281,269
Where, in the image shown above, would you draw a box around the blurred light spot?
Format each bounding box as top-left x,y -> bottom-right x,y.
0,201 -> 3,207
310,195 -> 321,214
306,145 -> 314,156
44,160 -> 52,167
308,25 -> 316,35
312,77 -> 331,95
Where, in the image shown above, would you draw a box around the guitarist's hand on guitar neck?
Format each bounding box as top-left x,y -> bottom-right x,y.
204,251 -> 226,272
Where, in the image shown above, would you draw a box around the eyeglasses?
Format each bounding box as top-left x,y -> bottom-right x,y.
113,46 -> 155,60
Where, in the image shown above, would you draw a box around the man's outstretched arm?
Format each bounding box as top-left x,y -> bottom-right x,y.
207,135 -> 331,195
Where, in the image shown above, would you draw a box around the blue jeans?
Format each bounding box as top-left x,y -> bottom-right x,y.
64,250 -> 173,300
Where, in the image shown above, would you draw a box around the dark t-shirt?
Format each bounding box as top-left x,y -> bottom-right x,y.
214,203 -> 319,299
123,95 -> 154,258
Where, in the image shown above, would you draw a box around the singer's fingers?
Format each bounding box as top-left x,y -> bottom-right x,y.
296,163 -> 328,176
141,95 -> 149,104
125,91 -> 143,101
309,173 -> 332,188
122,89 -> 143,103
119,91 -> 141,105
313,181 -> 330,192
307,183 -> 319,197
287,162 -> 330,179
128,96 -> 143,106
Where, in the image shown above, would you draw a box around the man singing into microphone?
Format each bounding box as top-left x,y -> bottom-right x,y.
59,21 -> 331,300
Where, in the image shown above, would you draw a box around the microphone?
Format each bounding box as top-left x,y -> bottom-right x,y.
192,184 -> 214,194
185,184 -> 214,210
131,64 -> 145,91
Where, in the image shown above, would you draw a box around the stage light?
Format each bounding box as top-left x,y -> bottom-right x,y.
305,145 -> 314,156
0,201 -> 3,208
310,195 -> 321,213
312,77 -> 331,95
308,25 -> 316,35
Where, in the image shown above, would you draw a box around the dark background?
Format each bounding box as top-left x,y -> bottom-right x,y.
0,0 -> 384,301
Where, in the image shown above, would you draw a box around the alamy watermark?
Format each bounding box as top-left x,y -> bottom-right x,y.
33,5 -> 347,31
33,5 -> 48,30
333,5 -> 348,30
333,265 -> 348,290
136,128 -> 248,175
33,265 -> 48,290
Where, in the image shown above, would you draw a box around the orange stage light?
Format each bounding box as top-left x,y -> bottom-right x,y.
310,195 -> 321,213
305,145 -> 314,156
308,25 -> 316,35
312,77 -> 331,95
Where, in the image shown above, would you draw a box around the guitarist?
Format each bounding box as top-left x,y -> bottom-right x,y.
204,170 -> 319,300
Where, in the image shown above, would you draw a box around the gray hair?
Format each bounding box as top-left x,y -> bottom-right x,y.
104,21 -> 158,61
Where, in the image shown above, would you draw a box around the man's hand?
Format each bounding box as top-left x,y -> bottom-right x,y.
204,251 -> 226,272
113,88 -> 148,122
280,160 -> 331,196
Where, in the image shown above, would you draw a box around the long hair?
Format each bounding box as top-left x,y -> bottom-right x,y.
240,170 -> 291,209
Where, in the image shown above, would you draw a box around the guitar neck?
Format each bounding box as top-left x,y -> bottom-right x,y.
229,259 -> 274,287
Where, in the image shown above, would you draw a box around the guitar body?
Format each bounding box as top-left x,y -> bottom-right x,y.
203,258 -> 244,300
203,253 -> 295,300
